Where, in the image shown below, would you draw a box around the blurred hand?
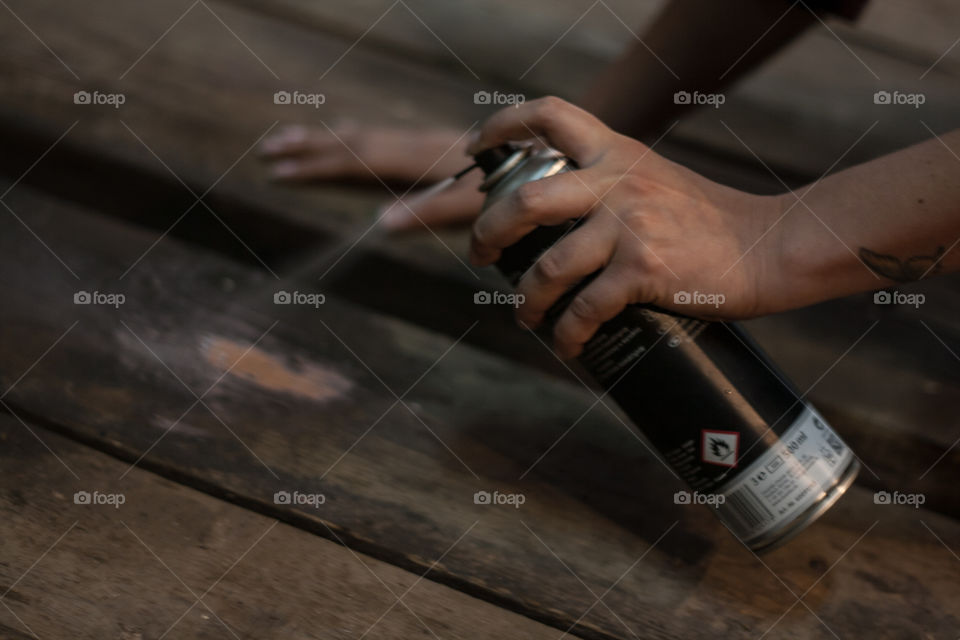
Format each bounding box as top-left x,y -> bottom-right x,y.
259,123 -> 484,231
467,97 -> 788,359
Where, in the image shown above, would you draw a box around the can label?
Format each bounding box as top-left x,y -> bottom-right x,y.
714,406 -> 854,541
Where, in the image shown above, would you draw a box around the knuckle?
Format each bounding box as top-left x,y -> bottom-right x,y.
533,248 -> 567,282
617,206 -> 648,230
621,244 -> 649,269
568,294 -> 601,321
512,181 -> 546,216
617,174 -> 655,199
532,96 -> 568,126
536,95 -> 566,111
554,319 -> 584,347
470,223 -> 490,248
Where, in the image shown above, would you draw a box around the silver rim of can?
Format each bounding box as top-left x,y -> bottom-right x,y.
745,457 -> 860,553
479,148 -> 532,192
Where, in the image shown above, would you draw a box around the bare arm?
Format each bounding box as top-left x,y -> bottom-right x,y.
582,0 -> 816,139
779,130 -> 960,309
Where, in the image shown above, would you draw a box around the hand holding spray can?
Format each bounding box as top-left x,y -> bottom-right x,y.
462,143 -> 859,552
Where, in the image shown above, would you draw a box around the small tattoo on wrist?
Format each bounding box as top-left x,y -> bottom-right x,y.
859,246 -> 945,283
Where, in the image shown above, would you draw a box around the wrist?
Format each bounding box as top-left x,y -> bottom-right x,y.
768,191 -> 845,313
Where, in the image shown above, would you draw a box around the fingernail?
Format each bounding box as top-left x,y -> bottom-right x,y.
280,125 -> 307,141
260,138 -> 283,153
271,161 -> 298,177
378,202 -> 410,230
465,131 -> 481,154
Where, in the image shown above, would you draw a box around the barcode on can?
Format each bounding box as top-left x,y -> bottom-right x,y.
723,485 -> 775,535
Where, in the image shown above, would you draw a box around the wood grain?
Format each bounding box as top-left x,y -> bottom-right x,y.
0,415 -> 573,640
1,182 -> 958,639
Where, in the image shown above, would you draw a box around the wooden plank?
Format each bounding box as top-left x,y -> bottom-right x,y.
0,0 -> 594,381
852,0 -> 960,71
2,183 -> 959,638
0,416 -> 575,640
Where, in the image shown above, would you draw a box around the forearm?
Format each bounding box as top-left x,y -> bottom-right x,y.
581,0 -> 815,140
779,130 -> 960,309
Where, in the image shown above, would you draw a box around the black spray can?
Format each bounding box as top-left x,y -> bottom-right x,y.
473,144 -> 859,552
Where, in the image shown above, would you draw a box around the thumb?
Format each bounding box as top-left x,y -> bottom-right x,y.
379,172 -> 485,232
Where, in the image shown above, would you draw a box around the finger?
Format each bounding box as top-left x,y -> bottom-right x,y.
552,265 -> 638,359
468,168 -> 601,265
260,126 -> 338,157
466,96 -> 613,166
514,215 -> 617,328
379,172 -> 485,232
267,154 -> 354,181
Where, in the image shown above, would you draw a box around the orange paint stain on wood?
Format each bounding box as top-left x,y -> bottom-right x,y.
201,335 -> 351,402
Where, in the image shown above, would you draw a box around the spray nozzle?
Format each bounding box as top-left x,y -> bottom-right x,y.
453,143 -> 528,183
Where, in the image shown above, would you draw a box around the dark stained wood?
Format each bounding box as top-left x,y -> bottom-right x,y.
1,182 -> 959,639
0,0 -> 593,382
0,417 -> 574,640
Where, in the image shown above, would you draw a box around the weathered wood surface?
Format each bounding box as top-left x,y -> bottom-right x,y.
744,286 -> 960,519
2,182 -> 959,638
0,0 -> 593,381
0,417 -> 574,640
3,0 -> 960,461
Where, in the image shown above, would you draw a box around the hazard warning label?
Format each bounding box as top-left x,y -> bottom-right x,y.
701,429 -> 739,467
